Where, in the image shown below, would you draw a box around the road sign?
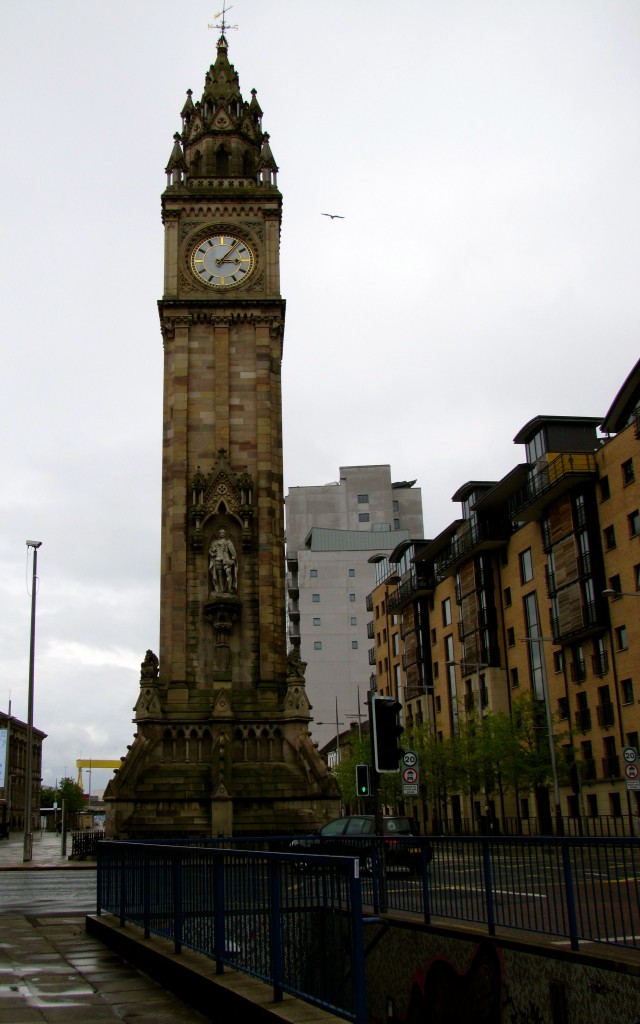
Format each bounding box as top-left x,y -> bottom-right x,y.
402,766 -> 418,785
623,746 -> 638,764
402,784 -> 419,796
402,750 -> 418,769
624,763 -> 639,781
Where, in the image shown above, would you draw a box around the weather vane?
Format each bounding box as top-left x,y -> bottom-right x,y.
208,2 -> 238,35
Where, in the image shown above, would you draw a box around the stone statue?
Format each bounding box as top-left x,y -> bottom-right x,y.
209,529 -> 238,594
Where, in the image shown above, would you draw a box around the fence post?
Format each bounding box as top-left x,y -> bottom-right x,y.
119,847 -> 126,927
560,839 -> 579,951
421,840 -> 431,925
213,849 -> 226,975
96,841 -> 102,916
268,858 -> 284,1003
143,848 -> 150,939
348,859 -> 367,1024
173,849 -> 183,954
481,838 -> 496,936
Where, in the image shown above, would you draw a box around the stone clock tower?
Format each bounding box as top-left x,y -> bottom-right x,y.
105,33 -> 339,837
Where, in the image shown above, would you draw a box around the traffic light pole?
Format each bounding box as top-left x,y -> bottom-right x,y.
367,691 -> 387,912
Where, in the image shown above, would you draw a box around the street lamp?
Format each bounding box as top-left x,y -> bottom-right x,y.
23,540 -> 42,863
603,589 -> 640,599
520,635 -> 562,835
316,699 -> 344,766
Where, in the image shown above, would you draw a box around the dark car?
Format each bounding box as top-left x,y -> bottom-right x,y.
290,814 -> 428,873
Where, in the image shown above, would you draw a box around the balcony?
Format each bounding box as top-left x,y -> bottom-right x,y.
592,650 -> 609,677
366,594 -> 373,612
368,647 -> 376,666
434,518 -> 511,575
366,620 -> 375,640
602,755 -> 621,779
286,573 -> 299,597
550,600 -> 606,644
570,660 -> 586,684
575,708 -> 592,732
288,602 -> 300,621
596,702 -> 615,728
508,451 -> 597,522
387,573 -> 436,612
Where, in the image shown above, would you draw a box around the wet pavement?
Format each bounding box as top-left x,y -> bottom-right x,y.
0,832 -> 210,1022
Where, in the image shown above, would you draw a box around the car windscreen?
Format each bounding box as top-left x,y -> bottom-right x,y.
384,818 -> 412,834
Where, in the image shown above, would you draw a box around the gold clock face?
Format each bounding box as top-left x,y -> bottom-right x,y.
190,234 -> 254,289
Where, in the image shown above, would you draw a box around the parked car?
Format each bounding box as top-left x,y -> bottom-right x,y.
289,815 -> 429,873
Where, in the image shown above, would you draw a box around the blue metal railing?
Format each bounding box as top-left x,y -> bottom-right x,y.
155,834 -> 640,952
97,841 -> 367,1024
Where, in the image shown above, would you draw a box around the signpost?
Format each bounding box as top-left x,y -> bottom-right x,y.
402,750 -> 419,796
623,747 -> 639,791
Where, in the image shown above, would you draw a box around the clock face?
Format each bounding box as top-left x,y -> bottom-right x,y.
190,234 -> 254,289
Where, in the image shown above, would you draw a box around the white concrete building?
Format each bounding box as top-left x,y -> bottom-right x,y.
285,466 -> 424,751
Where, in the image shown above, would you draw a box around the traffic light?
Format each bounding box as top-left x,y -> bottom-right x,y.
356,763 -> 371,797
371,696 -> 404,772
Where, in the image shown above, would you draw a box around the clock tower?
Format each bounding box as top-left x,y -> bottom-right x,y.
105,32 -> 339,837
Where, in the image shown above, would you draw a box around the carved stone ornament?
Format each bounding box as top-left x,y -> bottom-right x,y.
283,683 -> 311,717
287,647 -> 307,680
189,449 -> 254,552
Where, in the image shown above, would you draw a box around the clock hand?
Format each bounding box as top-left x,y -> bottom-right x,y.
216,239 -> 241,267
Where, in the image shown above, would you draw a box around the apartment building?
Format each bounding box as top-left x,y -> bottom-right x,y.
368,360 -> 640,835
285,466 -> 423,751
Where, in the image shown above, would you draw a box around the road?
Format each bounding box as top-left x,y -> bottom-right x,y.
0,871 -> 97,915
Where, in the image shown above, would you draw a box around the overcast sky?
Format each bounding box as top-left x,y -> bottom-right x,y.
1,1 -> 638,791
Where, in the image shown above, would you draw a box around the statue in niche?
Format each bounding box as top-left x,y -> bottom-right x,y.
209,529 -> 238,594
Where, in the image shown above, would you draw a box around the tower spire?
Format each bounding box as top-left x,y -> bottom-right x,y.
208,2 -> 238,46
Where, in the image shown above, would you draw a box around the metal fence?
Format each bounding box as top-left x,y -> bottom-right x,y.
96,841 -> 367,1024
164,833 -> 640,952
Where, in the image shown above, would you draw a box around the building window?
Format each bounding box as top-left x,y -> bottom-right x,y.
621,678 -> 634,705
442,598 -> 452,626
350,616 -> 357,626
520,548 -> 533,584
358,512 -> 370,523
313,617 -> 321,626
392,500 -> 399,512
553,650 -> 564,673
615,625 -> 628,651
603,525 -> 616,550
622,458 -> 635,485
609,573 -> 621,597
357,494 -> 369,504
435,696 -> 441,712
310,569 -> 318,577
599,475 -> 610,501
558,697 -> 569,720
433,662 -> 439,679
312,593 -> 320,603
313,641 -> 322,650
431,628 -> 437,645
507,627 -> 515,647
393,518 -> 400,529
635,564 -> 640,591
392,633 -> 399,656
349,593 -> 356,603
587,794 -> 598,817
610,792 -> 622,817
348,568 -> 355,577
351,640 -> 358,650
510,667 -> 519,688
504,586 -> 512,607
628,510 -> 640,537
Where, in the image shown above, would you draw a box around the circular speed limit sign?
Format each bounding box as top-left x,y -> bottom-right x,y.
403,750 -> 418,769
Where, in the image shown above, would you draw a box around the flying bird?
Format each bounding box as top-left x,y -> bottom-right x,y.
321,212 -> 345,219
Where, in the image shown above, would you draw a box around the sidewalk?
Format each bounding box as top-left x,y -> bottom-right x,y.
0,829 -> 95,870
0,832 -> 341,1024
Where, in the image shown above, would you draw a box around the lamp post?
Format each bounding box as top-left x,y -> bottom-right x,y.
316,699 -> 345,767
602,589 -> 640,599
23,540 -> 42,863
520,636 -> 562,835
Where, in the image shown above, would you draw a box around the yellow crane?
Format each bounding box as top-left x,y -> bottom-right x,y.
76,759 -> 120,790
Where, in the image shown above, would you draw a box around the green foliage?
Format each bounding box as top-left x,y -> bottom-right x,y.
40,786 -> 57,808
57,777 -> 86,813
